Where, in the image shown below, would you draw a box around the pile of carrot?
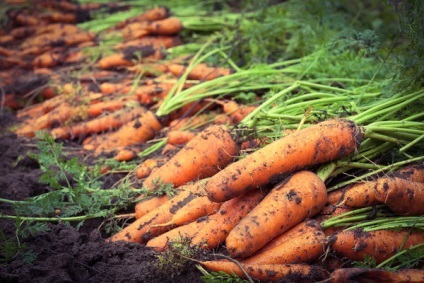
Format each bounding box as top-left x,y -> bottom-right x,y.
4,2 -> 424,282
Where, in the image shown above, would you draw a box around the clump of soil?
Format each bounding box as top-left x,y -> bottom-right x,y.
0,111 -> 203,283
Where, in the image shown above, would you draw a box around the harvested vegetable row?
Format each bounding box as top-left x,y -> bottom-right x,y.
329,267 -> 424,283
225,170 -> 327,258
143,124 -> 240,191
206,118 -> 363,202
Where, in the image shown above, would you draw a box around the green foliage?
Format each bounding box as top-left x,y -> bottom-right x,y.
199,268 -> 248,283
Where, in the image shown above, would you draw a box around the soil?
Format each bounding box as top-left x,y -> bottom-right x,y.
0,111 -> 204,283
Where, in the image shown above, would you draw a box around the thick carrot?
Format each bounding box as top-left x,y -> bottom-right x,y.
374,177 -> 424,216
329,228 -> 424,264
206,118 -> 363,202
326,182 -> 380,208
146,17 -> 183,35
190,188 -> 266,250
242,223 -> 326,265
329,267 -> 424,283
53,106 -> 145,140
166,130 -> 195,145
225,171 -> 327,258
98,53 -> 133,69
390,163 -> 424,182
200,260 -> 328,282
134,194 -> 170,219
109,179 -> 207,243
143,124 -> 240,191
92,110 -> 162,153
145,218 -> 207,252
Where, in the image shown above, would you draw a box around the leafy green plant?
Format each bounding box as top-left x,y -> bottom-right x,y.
198,265 -> 248,283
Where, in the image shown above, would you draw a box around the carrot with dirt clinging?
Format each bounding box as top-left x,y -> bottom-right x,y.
225,170 -> 327,259
136,158 -> 159,179
166,130 -> 195,145
134,194 -> 171,219
329,267 -> 424,283
143,124 -> 240,191
113,6 -> 170,29
206,118 -> 363,202
329,228 -> 424,264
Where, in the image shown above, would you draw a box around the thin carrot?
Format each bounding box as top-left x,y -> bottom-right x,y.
166,130 -> 195,145
113,6 -> 170,29
114,148 -> 139,162
200,260 -> 328,282
168,63 -> 232,81
108,179 -> 207,243
92,110 -> 162,153
329,228 -> 424,264
98,53 -> 133,69
134,194 -> 170,219
225,171 -> 327,259
374,177 -> 424,216
206,118 -> 363,202
190,188 -> 266,250
115,36 -> 182,50
329,267 -> 424,283
136,158 -> 159,179
326,182 -> 381,208
143,124 -> 240,191
52,106 -> 145,140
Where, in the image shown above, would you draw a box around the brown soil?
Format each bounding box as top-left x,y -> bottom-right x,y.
0,111 -> 204,283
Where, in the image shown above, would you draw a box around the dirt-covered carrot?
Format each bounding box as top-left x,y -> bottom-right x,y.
329,267 -> 424,283
166,130 -> 195,145
326,182 -> 381,208
225,171 -> 327,258
390,163 -> 424,182
143,124 -> 240,191
109,179 -> 207,243
136,158 -> 159,179
92,110 -> 162,153
134,194 -> 171,219
206,118 -> 363,202
200,260 -> 328,282
190,188 -> 266,250
52,106 -> 145,140
374,177 -> 424,216
145,218 -> 207,252
329,228 -> 424,264
168,63 -> 232,81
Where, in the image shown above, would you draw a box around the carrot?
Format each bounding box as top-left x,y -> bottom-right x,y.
113,6 -> 170,29
200,260 -> 328,282
145,218 -> 207,252
168,63 -> 232,81
98,53 -> 134,69
108,179 -> 207,243
206,118 -> 363,202
115,36 -> 182,50
214,99 -> 257,124
329,267 -> 424,283
329,228 -> 424,264
40,12 -> 76,23
225,171 -> 327,258
114,148 -> 139,162
326,182 -> 381,208
9,26 -> 36,38
190,188 -> 266,250
142,124 -> 240,191
166,130 -> 195,145
32,48 -> 67,68
390,163 -> 424,182
136,158 -> 159,179
91,110 -> 162,153
242,221 -> 326,265
52,106 -> 145,140
87,97 -> 138,117
145,17 -> 183,35
374,177 -> 424,216
134,194 -> 170,219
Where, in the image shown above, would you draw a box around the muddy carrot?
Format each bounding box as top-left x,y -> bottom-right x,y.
166,130 -> 195,145
145,17 -> 183,35
200,260 -> 328,282
190,188 -> 266,250
225,171 -> 327,258
113,6 -> 170,29
329,228 -> 424,264
136,158 -> 159,179
329,267 -> 424,283
390,163 -> 424,182
326,182 -> 381,208
134,194 -> 171,219
109,179 -> 207,243
206,118 -> 363,202
143,124 -> 240,191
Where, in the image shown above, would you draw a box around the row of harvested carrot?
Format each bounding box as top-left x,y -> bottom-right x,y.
105,120 -> 424,282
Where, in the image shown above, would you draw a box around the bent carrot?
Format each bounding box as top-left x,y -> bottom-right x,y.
225,171 -> 327,258
206,118 -> 363,202
329,267 -> 424,283
143,124 -> 240,191
190,188 -> 266,250
200,260 -> 328,282
329,228 -> 424,264
109,179 -> 207,243
374,177 -> 424,216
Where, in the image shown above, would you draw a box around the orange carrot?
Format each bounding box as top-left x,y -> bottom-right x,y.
200,260 -> 328,282
142,124 -> 240,191
145,17 -> 183,35
390,163 -> 424,182
115,35 -> 182,50
32,48 -> 67,68
91,110 -> 162,153
242,220 -> 326,265
98,53 -> 134,69
87,97 -> 138,117
326,182 -> 381,208
329,267 -> 424,283
225,171 -> 327,259
136,158 -> 159,179
168,63 -> 232,81
134,194 -> 170,219
206,118 -> 363,202
109,179 -> 207,243
145,218 -> 207,252
329,228 -> 424,264
114,148 -> 139,162
166,130 -> 195,145
374,177 -> 424,216
190,188 -> 266,250
52,106 -> 145,140
214,100 -> 257,124
113,6 -> 170,29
